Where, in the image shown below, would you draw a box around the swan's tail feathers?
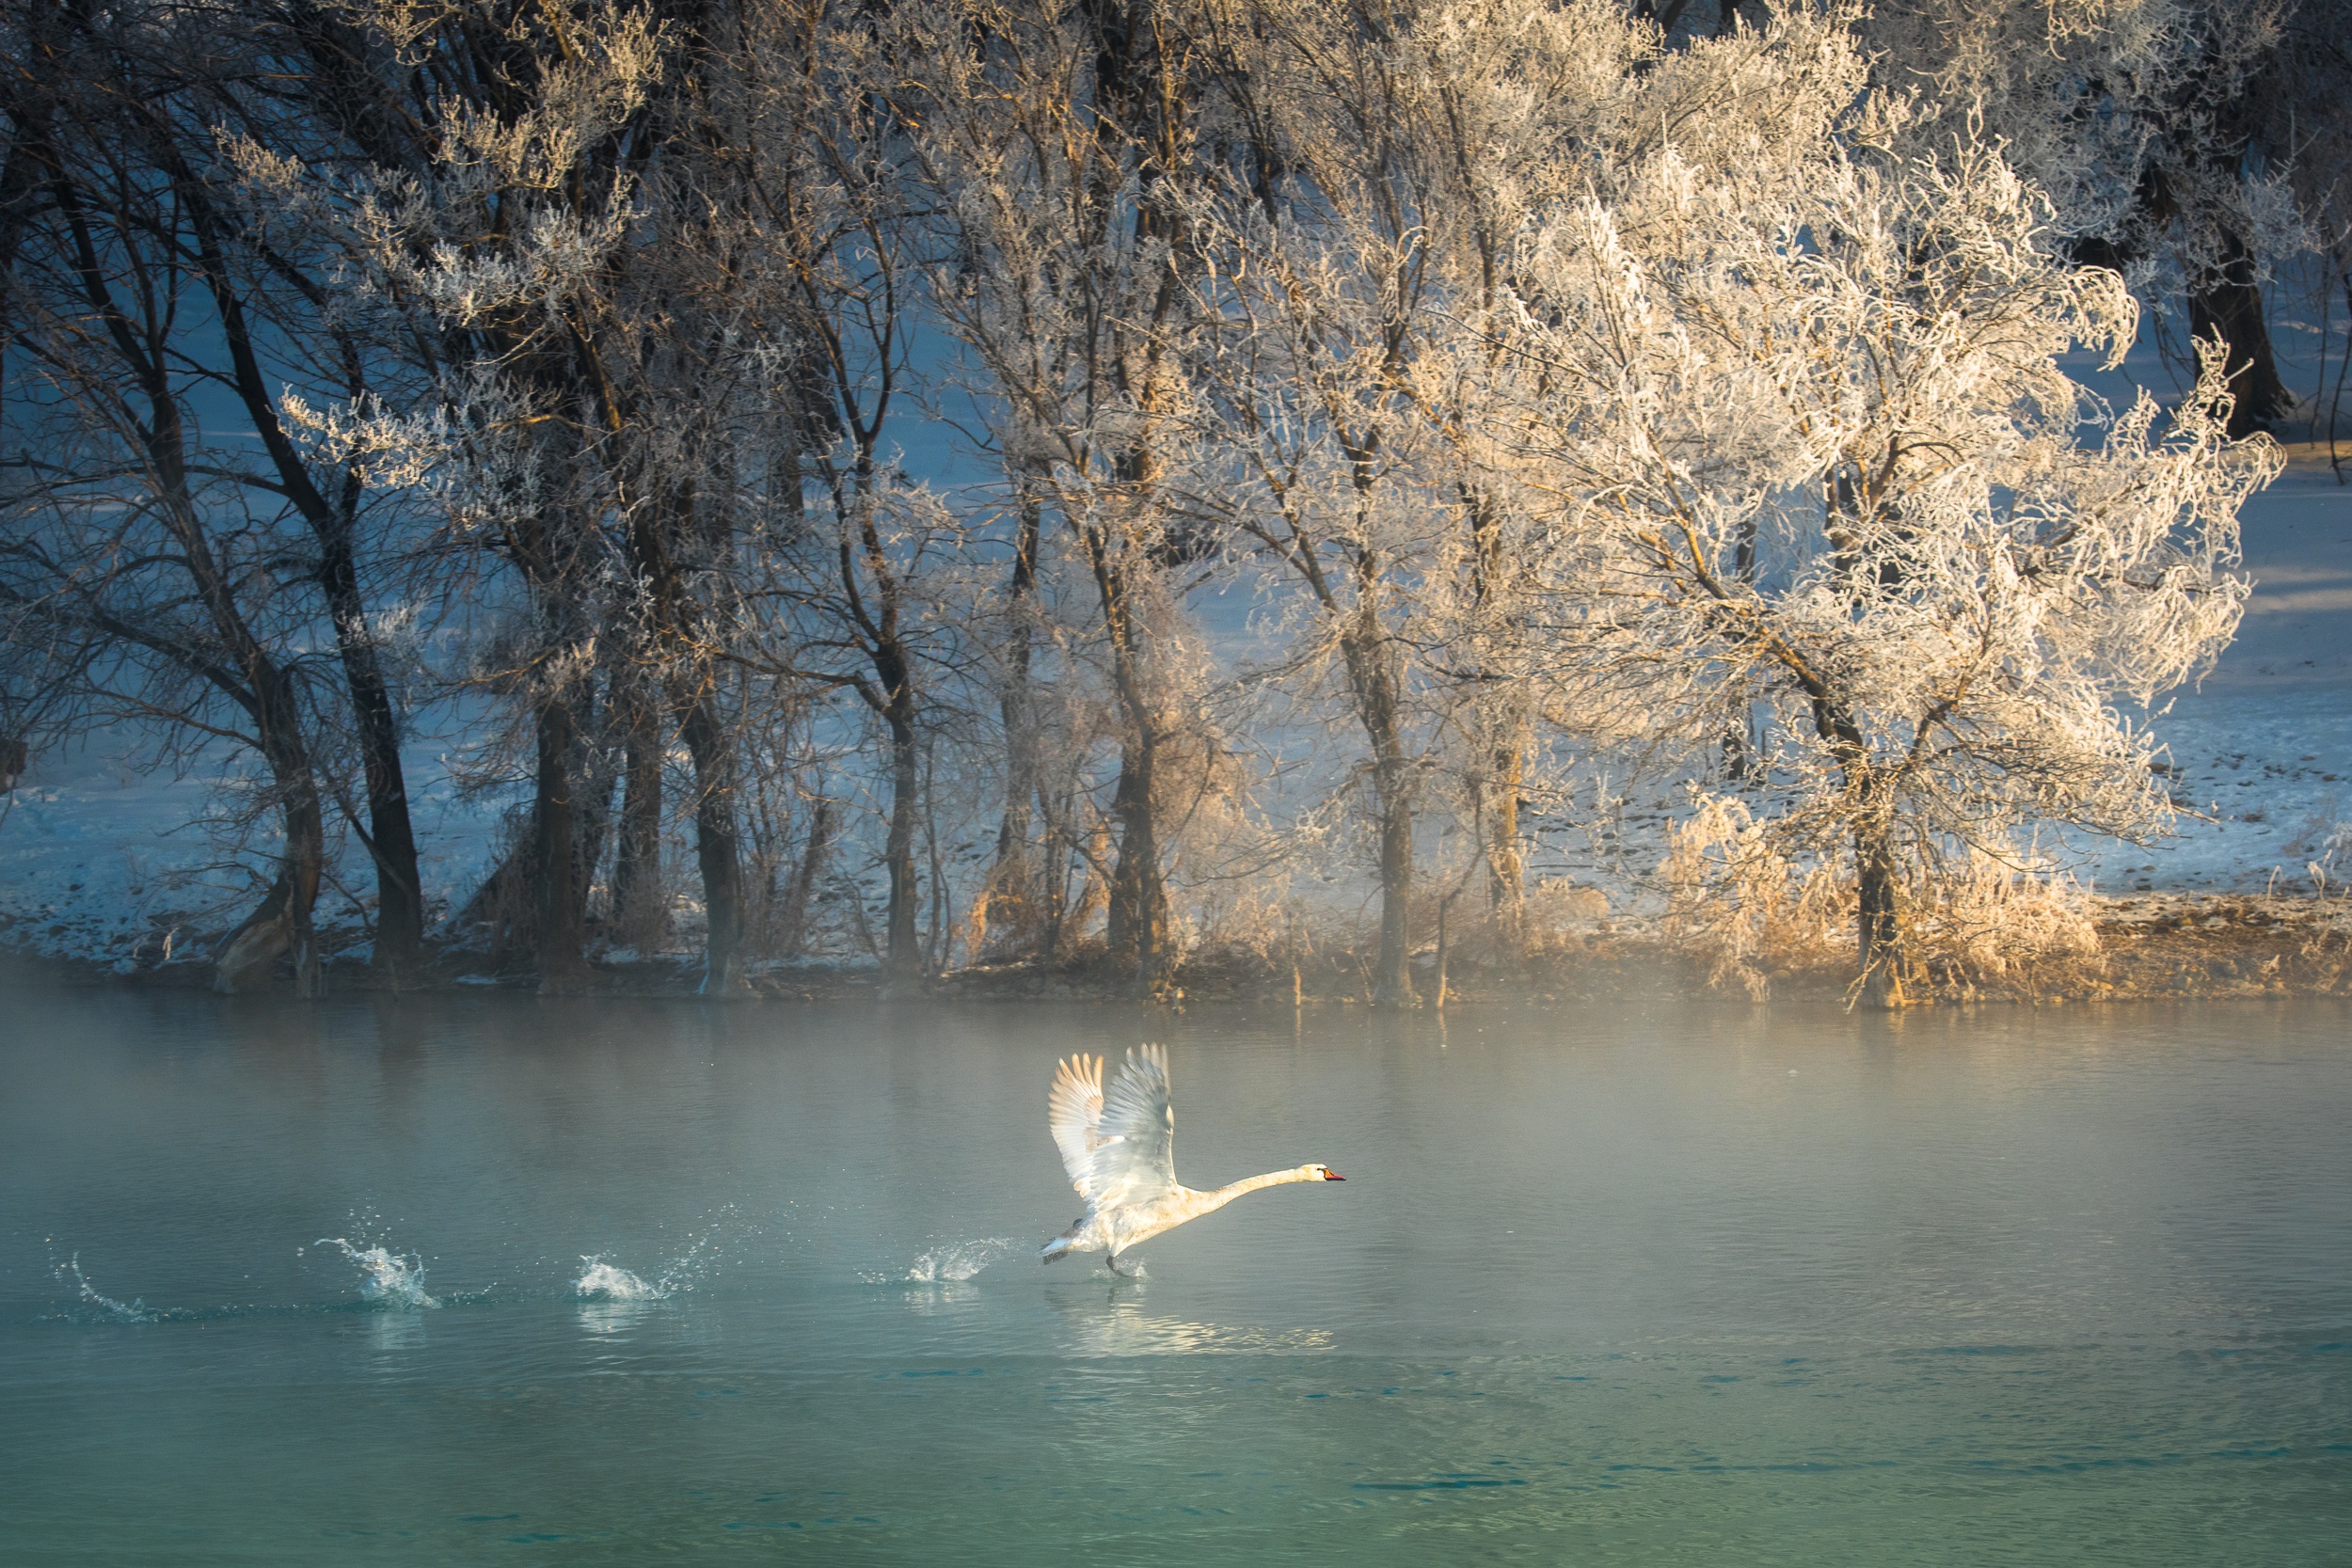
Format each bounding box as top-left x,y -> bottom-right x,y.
1040,1217 -> 1089,1264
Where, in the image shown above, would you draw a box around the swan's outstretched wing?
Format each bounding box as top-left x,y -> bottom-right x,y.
1047,1053 -> 1106,1199
1086,1043 -> 1178,1206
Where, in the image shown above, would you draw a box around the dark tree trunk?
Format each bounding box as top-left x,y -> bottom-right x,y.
611,673 -> 665,949
1854,816 -> 1902,1009
834,447 -> 924,979
0,4 -> 65,412
622,471 -> 740,983
678,691 -> 748,994
1082,520 -> 1170,988
1341,623 -> 1416,1012
2190,227 -> 2295,438
1462,490 -> 1527,959
162,151 -> 423,987
532,689 -> 590,993
1105,733 -> 1168,980
571,703 -> 612,936
1806,684 -> 1903,1006
882,704 -> 921,977
1722,514 -> 1759,780
1037,799 -> 1074,961
1373,764 -> 1414,1010
215,672 -> 326,998
776,796 -> 834,959
1485,730 -> 1526,957
214,789 -> 325,997
984,484 -> 1044,955
316,501 -> 422,978
1083,0 -> 1189,990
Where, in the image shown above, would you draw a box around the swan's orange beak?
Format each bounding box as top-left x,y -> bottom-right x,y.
1324,1169 -> 1345,1180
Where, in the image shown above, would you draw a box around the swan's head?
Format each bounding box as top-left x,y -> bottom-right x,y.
1307,1163 -> 1345,1181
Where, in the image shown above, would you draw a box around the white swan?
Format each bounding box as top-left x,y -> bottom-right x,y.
1041,1043 -> 1343,1273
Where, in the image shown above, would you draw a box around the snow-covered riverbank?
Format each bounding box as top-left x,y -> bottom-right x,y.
7,422 -> 2350,995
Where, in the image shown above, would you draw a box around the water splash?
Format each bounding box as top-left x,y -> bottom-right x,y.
56,1255 -> 156,1323
898,1237 -> 1022,1283
575,1207 -> 743,1301
575,1257 -> 666,1301
314,1238 -> 438,1309
650,1211 -> 734,1293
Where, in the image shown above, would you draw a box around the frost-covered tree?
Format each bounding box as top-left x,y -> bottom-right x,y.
898,0 -> 1223,986
0,0 -> 2299,1000
250,0 -> 697,990
1843,0 -> 2304,435
0,0 -> 436,991
2233,0 -> 2352,456
704,0 -> 961,980
1482,16 -> 2280,1003
1177,0 -> 1600,1004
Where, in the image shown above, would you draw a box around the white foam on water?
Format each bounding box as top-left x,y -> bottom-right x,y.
900,1237 -> 1022,1283
57,1255 -> 155,1323
315,1238 -> 438,1308
575,1257 -> 666,1301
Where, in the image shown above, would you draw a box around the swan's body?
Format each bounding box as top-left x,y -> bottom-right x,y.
1041,1044 -> 1342,1272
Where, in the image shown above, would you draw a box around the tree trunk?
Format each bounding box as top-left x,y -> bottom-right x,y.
612,673 -> 665,949
882,704 -> 922,977
777,796 -> 834,959
1854,816 -> 1902,1009
1486,725 -> 1527,959
1813,690 -> 1901,1007
179,157 -> 425,983
1433,892 -> 1451,1009
1082,0 -> 1190,991
984,484 -> 1044,957
0,5 -> 65,414
1463,488 -> 1525,958
1084,519 -> 1169,987
214,783 -> 326,998
1038,802 -> 1077,961
1723,514 -> 1759,780
317,509 -> 422,979
1373,764 -> 1415,1011
2190,226 -> 2294,438
532,689 -> 590,993
215,673 -> 326,998
571,709 -> 613,937
1105,732 -> 1168,982
1352,650 -> 1416,1013
678,690 -> 748,994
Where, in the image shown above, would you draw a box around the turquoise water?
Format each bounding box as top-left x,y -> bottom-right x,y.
2,982 -> 2347,1563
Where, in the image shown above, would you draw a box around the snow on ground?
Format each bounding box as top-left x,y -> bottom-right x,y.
0,758 -> 227,973
0,728 -> 515,972
2053,324 -> 2352,895
2081,448 -> 2352,895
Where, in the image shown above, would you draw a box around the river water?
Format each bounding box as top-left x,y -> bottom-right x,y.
2,980 -> 2347,1564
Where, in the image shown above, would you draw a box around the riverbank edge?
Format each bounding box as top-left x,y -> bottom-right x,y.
8,890 -> 2348,1007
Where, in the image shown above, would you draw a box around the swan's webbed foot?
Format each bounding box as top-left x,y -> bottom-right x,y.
1104,1252 -> 1129,1278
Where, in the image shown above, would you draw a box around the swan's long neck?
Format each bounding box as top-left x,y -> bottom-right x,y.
1192,1165 -> 1323,1214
